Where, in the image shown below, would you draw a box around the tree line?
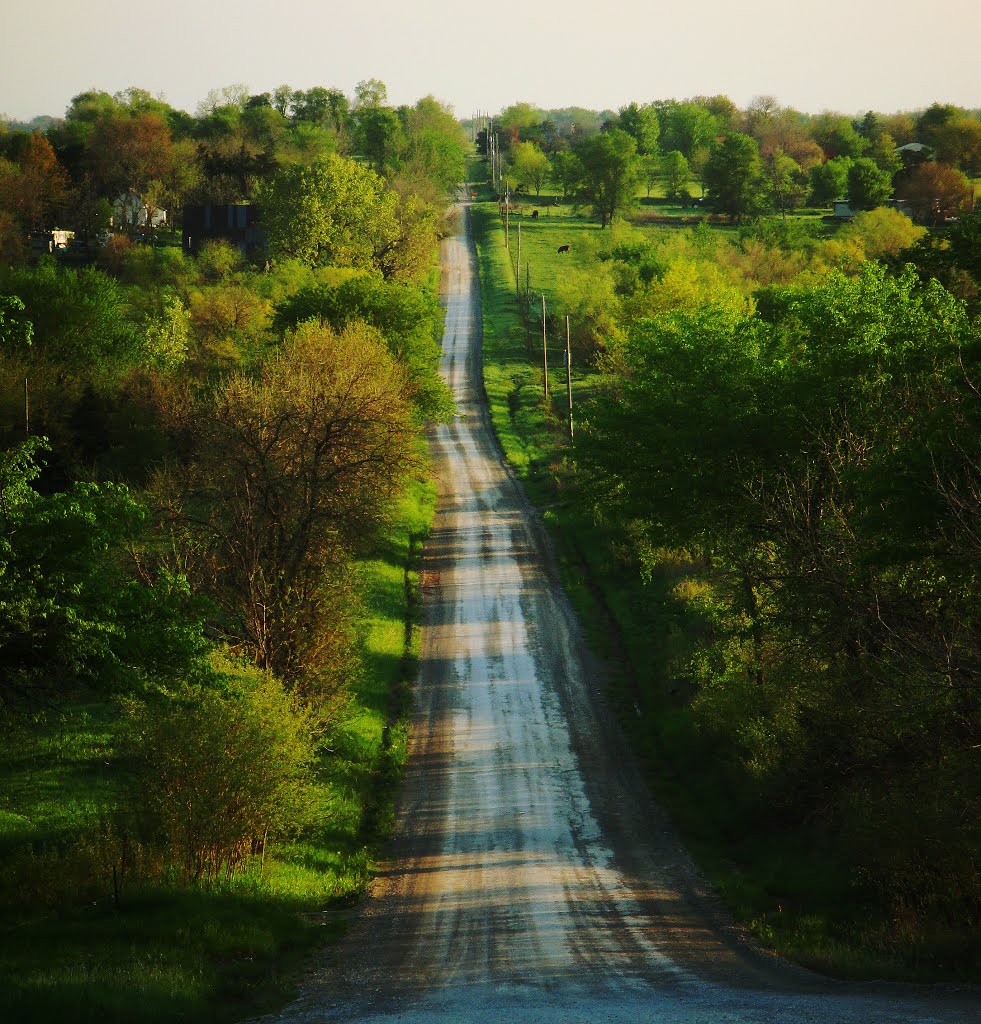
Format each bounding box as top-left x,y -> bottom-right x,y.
479,96 -> 979,225
0,79 -> 466,256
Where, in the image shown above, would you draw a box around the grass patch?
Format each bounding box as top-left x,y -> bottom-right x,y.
0,476 -> 437,1022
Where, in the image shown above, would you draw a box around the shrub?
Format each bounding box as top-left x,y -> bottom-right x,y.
126,662 -> 318,884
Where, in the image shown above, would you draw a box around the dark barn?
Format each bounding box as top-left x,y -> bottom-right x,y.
182,204 -> 265,256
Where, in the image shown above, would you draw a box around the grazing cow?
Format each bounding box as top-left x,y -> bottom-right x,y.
557,243 -> 570,253
531,209 -> 539,219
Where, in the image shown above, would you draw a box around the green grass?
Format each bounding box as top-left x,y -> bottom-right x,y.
469,159 -> 976,983
0,475 -> 437,1023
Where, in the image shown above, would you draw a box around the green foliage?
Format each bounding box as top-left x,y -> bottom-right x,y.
616,102 -> 660,155
574,128 -> 640,227
0,293 -> 32,348
258,154 -> 399,271
1,261 -> 137,371
272,274 -> 453,422
704,132 -> 766,220
142,295 -> 191,370
579,265 -> 981,943
153,320 -> 419,711
661,150 -> 690,201
509,140 -> 551,197
809,155 -> 852,206
846,156 -> 894,210
0,438 -> 206,704
126,663 -> 318,884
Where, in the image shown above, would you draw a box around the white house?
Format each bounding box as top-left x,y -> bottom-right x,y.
111,193 -> 167,229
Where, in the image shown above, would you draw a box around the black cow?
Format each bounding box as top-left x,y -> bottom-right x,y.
531,209 -> 539,220
557,243 -> 570,253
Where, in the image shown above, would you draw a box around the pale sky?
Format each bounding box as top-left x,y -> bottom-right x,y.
2,0 -> 979,122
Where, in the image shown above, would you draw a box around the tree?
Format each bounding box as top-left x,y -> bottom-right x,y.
617,102 -> 660,155
764,149 -> 804,218
809,156 -> 852,206
510,141 -> 550,198
866,133 -> 901,177
258,154 -> 399,270
0,438 -> 205,704
661,150 -> 689,202
88,110 -> 174,226
154,321 -> 419,699
128,663 -> 318,883
663,101 -> 720,159
355,104 -> 403,173
639,154 -> 661,197
0,131 -> 68,233
704,132 -> 766,221
272,274 -> 453,422
550,150 -> 583,200
811,112 -> 865,159
3,261 -> 138,370
397,96 -> 468,195
354,78 -> 388,109
839,207 -> 926,260
574,128 -> 639,227
846,157 -> 893,210
898,161 -> 972,225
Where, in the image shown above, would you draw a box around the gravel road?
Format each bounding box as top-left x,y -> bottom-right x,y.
258,202 -> 977,1024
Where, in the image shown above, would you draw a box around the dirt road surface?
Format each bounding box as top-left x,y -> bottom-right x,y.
258,204 -> 977,1024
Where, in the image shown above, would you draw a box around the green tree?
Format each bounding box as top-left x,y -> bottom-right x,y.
811,112 -> 865,159
661,150 -> 689,201
258,154 -> 399,271
550,150 -> 583,200
398,97 -> 468,195
0,438 -> 205,704
356,105 -> 403,173
2,261 -> 137,370
128,662 -> 318,883
846,157 -> 893,210
704,132 -> 766,220
510,141 -> 551,198
272,274 -> 453,422
154,320 -> 419,703
809,156 -> 852,206
764,149 -> 804,218
574,128 -> 639,227
663,101 -> 720,159
617,102 -> 660,155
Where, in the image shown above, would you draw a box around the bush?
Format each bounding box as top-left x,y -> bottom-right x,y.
126,662 -> 318,885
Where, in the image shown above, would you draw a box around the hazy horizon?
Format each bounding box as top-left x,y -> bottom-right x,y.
3,0 -> 980,124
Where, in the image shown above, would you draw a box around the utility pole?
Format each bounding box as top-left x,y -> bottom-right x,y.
565,315 -> 574,440
515,223 -> 521,300
542,296 -> 549,398
505,181 -> 510,249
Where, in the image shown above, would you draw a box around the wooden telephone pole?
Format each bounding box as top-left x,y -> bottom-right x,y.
542,296 -> 549,398
565,315 -> 574,440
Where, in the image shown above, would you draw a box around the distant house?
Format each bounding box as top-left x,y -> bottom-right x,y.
112,194 -> 166,229
182,204 -> 265,256
831,199 -> 912,221
30,228 -> 74,252
832,200 -> 856,220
